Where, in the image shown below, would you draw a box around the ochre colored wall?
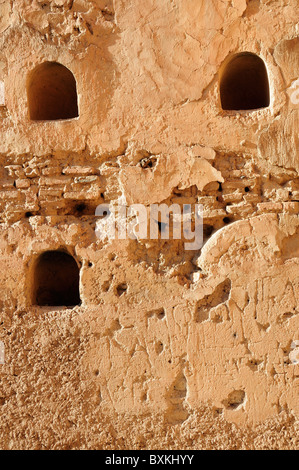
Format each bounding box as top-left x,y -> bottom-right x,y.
0,0 -> 298,450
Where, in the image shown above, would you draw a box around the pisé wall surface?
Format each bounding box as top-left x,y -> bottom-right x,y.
0,0 -> 298,450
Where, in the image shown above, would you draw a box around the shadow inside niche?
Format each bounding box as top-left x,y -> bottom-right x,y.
33,250 -> 81,307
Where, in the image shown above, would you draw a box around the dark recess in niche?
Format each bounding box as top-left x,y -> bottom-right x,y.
220,52 -> 270,111
33,250 -> 81,307
116,283 -> 127,297
27,62 -> 79,121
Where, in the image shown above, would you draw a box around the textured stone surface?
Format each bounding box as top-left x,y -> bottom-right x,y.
0,0 -> 298,450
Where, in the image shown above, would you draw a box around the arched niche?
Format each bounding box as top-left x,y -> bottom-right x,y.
27,62 -> 79,121
220,52 -> 270,111
33,250 -> 81,307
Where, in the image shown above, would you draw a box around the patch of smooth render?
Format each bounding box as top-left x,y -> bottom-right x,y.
119,152 -> 223,206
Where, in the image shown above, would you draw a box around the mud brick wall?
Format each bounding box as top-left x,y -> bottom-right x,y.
0,0 -> 298,450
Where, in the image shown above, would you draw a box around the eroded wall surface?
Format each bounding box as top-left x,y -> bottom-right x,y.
0,0 -> 298,449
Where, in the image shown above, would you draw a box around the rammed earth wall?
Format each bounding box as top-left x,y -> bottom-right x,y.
0,0 -> 298,450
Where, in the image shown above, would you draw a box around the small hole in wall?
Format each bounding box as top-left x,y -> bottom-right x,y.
102,279 -> 111,292
155,341 -> 164,355
86,22 -> 93,35
157,220 -> 168,234
157,309 -> 165,319
244,187 -> 250,193
223,217 -> 231,225
75,203 -> 86,213
220,52 -> 270,111
27,62 -> 79,121
116,283 -> 127,297
147,308 -> 165,320
61,201 -> 98,217
25,212 -> 33,218
203,225 -> 214,238
222,390 -> 246,410
212,407 -> 223,417
139,156 -> 158,169
102,283 -> 109,292
33,250 -> 81,307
